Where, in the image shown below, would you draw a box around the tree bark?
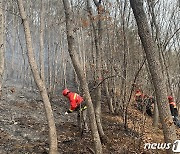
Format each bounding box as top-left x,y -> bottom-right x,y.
147,0 -> 173,96
153,101 -> 159,127
39,0 -> 45,83
129,1 -> 177,153
87,0 -> 105,141
62,0 -> 102,153
17,0 -> 57,153
0,0 -> 4,98
104,80 -> 114,113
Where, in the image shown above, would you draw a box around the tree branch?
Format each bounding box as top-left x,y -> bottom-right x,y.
163,27 -> 180,52
90,74 -> 126,93
92,0 -> 101,7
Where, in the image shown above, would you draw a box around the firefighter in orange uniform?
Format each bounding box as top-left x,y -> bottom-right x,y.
62,88 -> 88,130
168,96 -> 180,128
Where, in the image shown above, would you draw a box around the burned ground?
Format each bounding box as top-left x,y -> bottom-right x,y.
0,87 -> 180,154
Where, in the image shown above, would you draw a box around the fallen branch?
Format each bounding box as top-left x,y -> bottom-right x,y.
86,146 -> 95,154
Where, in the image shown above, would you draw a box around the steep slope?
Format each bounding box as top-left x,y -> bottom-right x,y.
0,89 -> 179,153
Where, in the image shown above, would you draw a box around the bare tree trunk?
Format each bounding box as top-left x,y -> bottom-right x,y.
0,0 -> 4,98
104,80 -> 114,113
130,1 -> 177,153
62,52 -> 67,88
39,0 -> 45,83
17,1 -> 57,153
17,28 -> 26,88
53,43 -> 59,94
47,1 -> 53,93
62,0 -> 102,153
11,5 -> 16,79
47,43 -> 52,91
147,0 -> 173,96
87,0 -> 106,141
153,101 -> 159,127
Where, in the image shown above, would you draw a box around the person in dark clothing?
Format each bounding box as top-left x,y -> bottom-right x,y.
144,95 -> 155,117
135,90 -> 144,111
168,96 -> 180,128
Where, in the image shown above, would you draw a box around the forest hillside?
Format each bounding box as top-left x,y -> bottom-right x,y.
0,0 -> 179,154
1,88 -> 179,153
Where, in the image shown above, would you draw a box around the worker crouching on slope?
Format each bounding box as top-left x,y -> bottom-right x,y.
168,96 -> 180,128
62,88 -> 88,131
